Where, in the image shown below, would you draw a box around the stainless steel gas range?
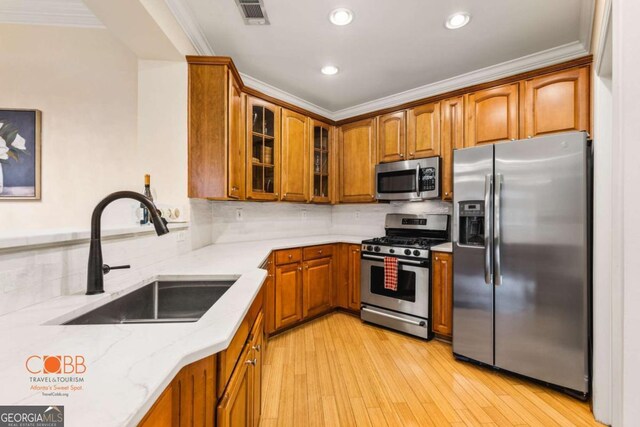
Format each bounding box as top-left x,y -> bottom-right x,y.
360,213 -> 450,340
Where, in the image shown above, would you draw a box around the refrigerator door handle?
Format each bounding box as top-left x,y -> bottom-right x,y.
484,174 -> 493,285
415,163 -> 421,198
494,173 -> 503,286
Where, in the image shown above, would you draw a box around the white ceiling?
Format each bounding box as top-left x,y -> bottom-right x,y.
177,0 -> 593,113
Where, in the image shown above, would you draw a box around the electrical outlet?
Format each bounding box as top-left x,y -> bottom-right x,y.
176,231 -> 186,243
236,208 -> 243,221
355,210 -> 361,220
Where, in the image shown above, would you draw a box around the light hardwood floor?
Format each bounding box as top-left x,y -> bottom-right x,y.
260,312 -> 603,427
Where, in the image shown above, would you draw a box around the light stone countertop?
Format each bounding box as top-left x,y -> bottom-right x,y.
0,235 -> 369,427
430,242 -> 453,253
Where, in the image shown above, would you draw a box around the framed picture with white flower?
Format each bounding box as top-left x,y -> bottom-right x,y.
0,109 -> 41,200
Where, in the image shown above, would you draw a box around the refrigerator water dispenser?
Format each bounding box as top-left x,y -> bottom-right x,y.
458,201 -> 485,247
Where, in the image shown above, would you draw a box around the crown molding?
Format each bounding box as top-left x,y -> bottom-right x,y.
0,0 -> 104,28
166,0 -> 594,121
240,73 -> 335,121
331,41 -> 589,121
164,0 -> 214,55
594,0 -> 612,76
579,0 -> 596,53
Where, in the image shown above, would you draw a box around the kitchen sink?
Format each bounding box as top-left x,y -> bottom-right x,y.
64,279 -> 235,325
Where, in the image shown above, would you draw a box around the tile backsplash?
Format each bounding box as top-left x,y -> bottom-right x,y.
0,199 -> 451,317
0,200 -> 212,317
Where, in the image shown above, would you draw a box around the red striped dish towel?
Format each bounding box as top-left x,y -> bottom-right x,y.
384,256 -> 398,291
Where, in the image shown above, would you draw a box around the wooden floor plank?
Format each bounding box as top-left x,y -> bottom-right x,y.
261,313 -> 602,427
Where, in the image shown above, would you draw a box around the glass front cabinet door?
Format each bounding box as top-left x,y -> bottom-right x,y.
247,97 -> 281,200
310,121 -> 332,203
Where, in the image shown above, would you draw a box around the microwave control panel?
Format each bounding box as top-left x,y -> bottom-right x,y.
419,167 -> 437,192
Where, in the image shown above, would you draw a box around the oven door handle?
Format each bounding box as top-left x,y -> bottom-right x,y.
361,255 -> 425,265
361,307 -> 426,327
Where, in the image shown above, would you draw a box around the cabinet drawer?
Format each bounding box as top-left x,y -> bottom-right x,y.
275,248 -> 302,265
303,244 -> 334,261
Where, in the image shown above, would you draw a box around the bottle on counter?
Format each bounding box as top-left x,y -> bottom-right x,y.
140,174 -> 152,225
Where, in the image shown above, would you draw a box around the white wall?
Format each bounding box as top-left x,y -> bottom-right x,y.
0,24 -> 140,231
613,0 -> 640,424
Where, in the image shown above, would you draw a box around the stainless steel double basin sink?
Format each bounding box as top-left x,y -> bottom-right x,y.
64,279 -> 235,325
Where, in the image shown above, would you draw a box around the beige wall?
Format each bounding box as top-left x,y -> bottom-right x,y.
137,59 -> 188,212
0,24 -> 189,231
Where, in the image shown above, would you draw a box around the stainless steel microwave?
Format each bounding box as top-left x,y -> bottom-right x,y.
375,157 -> 440,201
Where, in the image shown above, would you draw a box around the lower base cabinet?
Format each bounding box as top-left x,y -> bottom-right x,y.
218,312 -> 264,427
431,251 -> 453,339
267,243 -> 361,335
139,289 -> 264,427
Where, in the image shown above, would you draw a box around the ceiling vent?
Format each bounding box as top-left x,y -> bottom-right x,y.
235,0 -> 270,25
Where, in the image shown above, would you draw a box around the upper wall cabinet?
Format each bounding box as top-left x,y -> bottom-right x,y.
377,111 -> 406,163
465,83 -> 519,147
522,66 -> 590,138
188,61 -> 245,200
339,118 -> 377,203
247,97 -> 280,201
310,120 -> 333,204
440,97 -> 464,201
281,108 -> 309,202
407,102 -> 440,159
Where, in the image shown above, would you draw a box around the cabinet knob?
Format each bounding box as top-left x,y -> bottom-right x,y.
275,192 -> 279,196
400,153 -> 404,157
232,186 -> 238,191
409,152 -> 414,156
245,358 -> 257,366
252,344 -> 261,352
528,135 -> 533,139
284,192 -> 288,197
318,250 -> 323,254
288,254 -> 292,259
304,265 -> 309,269
435,257 -> 439,261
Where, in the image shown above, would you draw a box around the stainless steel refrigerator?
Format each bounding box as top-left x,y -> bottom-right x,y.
452,131 -> 591,398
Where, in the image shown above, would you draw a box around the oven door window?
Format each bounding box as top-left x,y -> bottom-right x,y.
377,170 -> 416,194
370,264 -> 416,302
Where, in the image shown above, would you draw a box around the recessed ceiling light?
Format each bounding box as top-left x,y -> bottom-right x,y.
321,65 -> 339,75
445,12 -> 471,29
329,8 -> 353,26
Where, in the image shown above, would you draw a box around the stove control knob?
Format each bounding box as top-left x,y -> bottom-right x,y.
366,245 -> 373,251
374,246 -> 381,252
404,249 -> 412,256
413,250 -> 421,256
389,249 -> 395,254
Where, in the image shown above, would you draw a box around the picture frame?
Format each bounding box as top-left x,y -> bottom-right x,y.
0,109 -> 41,200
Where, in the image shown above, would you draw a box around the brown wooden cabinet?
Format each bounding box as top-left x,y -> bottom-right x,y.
274,261 -> 303,330
140,354 -> 216,427
217,313 -> 263,427
303,256 -> 333,318
335,243 -> 361,312
432,251 -> 453,339
465,83 -> 519,147
140,287 -> 264,427
407,102 -> 440,159
188,60 -> 245,200
522,66 -> 590,138
138,384 -> 174,427
310,120 -> 333,203
377,111 -> 406,163
281,108 -> 309,202
440,96 -> 465,201
247,96 -> 280,201
339,118 -> 377,203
